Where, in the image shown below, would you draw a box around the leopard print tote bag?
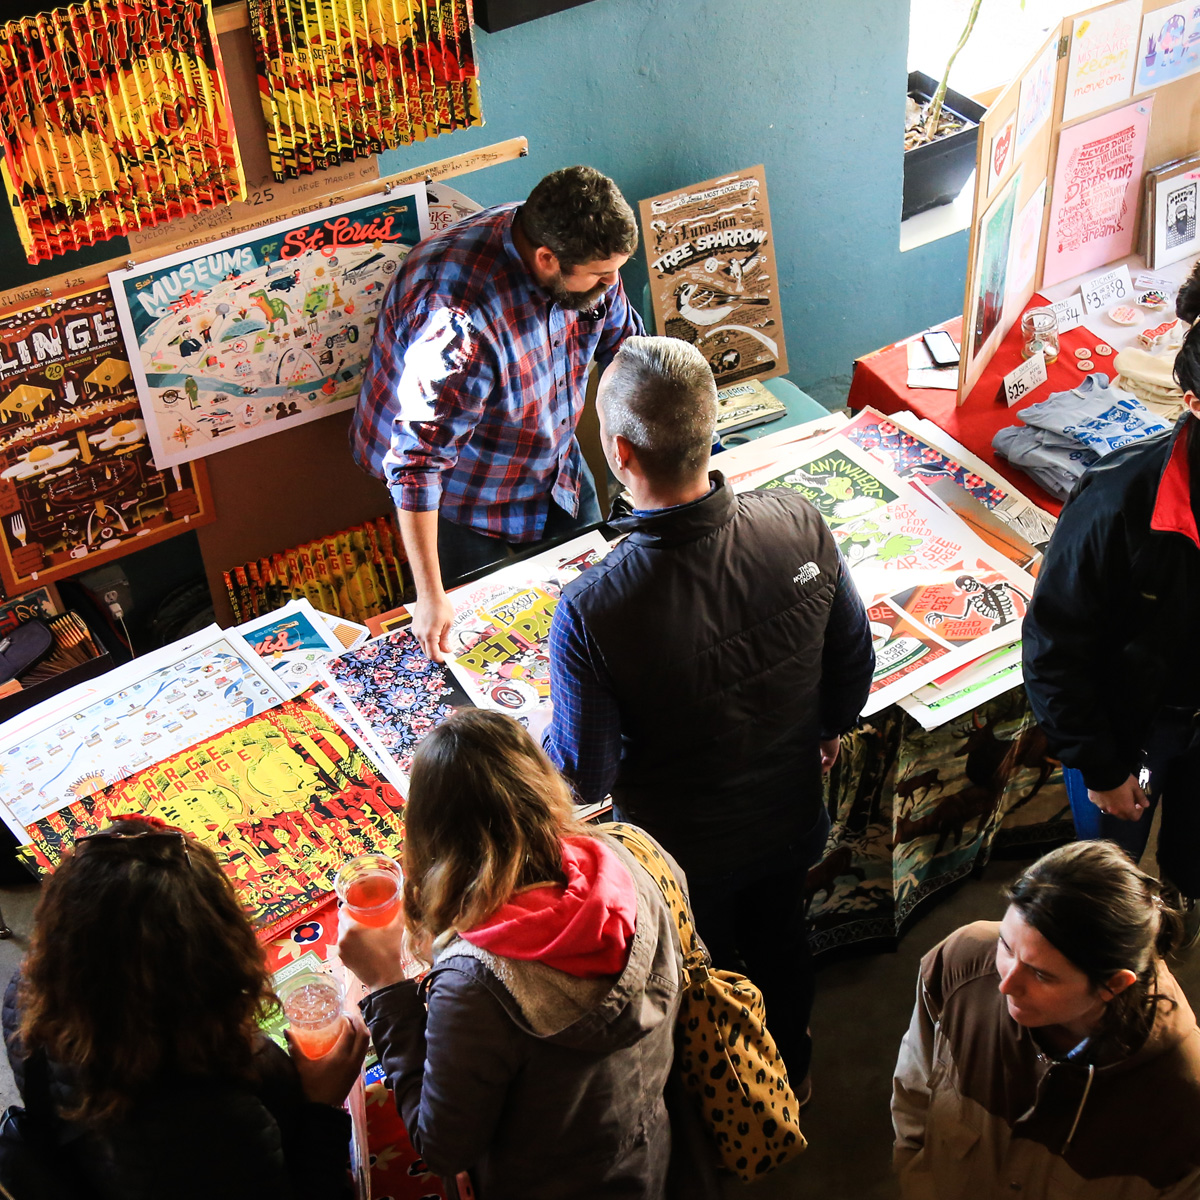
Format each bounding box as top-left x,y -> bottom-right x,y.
608,824 -> 808,1182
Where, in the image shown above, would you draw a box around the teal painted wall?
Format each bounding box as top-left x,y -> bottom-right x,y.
380,0 -> 970,390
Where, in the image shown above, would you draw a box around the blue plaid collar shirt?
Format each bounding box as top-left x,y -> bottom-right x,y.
351,203 -> 643,542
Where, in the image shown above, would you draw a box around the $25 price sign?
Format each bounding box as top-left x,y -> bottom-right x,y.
1002,350 -> 1047,407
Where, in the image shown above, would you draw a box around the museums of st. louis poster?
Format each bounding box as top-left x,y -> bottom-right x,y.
110,187 -> 430,469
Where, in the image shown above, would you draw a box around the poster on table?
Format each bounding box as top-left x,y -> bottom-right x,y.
969,169 -> 1022,360
0,626 -> 288,838
898,644 -> 1025,731
235,598 -> 353,697
639,166 -> 788,385
1043,98 -> 1153,287
110,187 -> 430,469
19,696 -> 407,940
1149,158 -> 1200,267
322,629 -> 474,779
736,436 -> 1034,715
1134,2 -> 1200,92
1015,37 -> 1056,154
1062,0 -> 1142,122
0,286 -> 214,595
446,531 -> 612,719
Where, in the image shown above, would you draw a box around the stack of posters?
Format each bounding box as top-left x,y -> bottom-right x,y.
248,0 -> 483,182
0,0 -> 244,264
0,286 -> 214,595
726,424 -> 1043,726
224,515 -> 407,625
320,531 -> 611,782
109,188 -> 430,468
0,625 -> 289,839
235,597 -> 368,697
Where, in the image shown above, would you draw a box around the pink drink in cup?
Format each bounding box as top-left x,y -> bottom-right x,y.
280,971 -> 344,1058
335,854 -> 403,928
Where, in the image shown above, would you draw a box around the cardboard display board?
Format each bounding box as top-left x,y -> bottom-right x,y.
640,166 -> 788,385
957,0 -> 1200,402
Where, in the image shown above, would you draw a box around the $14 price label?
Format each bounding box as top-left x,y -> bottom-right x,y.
1002,350 -> 1047,407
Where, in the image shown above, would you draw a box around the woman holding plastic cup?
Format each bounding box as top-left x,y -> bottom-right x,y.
338,709 -> 687,1199
3,816 -> 368,1199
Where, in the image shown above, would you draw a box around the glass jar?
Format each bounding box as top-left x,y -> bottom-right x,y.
1020,307 -> 1060,363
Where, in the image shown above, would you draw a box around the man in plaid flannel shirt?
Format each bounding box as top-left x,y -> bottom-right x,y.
351,166 -> 644,659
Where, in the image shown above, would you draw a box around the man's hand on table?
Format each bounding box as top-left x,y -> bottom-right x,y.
287,1016 -> 370,1107
412,590 -> 454,662
1088,774 -> 1150,821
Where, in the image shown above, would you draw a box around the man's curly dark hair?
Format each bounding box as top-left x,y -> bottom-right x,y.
516,166 -> 638,269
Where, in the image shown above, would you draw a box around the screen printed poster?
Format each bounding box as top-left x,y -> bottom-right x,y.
110,187 -> 430,469
0,625 -> 289,837
0,286 -> 213,595
1043,98 -> 1154,288
640,166 -> 787,384
323,629 -> 472,780
19,696 -> 406,940
1062,0 -> 1141,122
447,531 -> 611,719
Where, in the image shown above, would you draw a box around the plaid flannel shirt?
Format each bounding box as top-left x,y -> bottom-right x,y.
351,203 -> 643,542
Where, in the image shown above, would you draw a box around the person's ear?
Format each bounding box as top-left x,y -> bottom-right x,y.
1184,390 -> 1200,420
533,245 -> 559,277
612,433 -> 635,474
1098,968 -> 1138,1001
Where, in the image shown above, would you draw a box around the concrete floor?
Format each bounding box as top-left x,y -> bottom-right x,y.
0,845 -> 1194,1199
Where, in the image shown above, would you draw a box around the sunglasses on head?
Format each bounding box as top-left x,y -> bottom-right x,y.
75,824 -> 192,866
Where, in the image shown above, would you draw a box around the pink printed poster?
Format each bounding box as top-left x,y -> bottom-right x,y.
1043,98 -> 1154,287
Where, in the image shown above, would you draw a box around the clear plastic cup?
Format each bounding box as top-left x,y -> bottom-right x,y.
279,970 -> 344,1058
335,854 -> 403,927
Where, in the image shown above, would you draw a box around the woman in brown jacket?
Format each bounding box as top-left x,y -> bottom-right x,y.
892,841 -> 1200,1199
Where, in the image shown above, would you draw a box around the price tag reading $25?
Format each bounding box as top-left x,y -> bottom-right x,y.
1003,351 -> 1047,407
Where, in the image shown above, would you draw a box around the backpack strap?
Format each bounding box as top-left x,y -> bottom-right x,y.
606,824 -> 708,976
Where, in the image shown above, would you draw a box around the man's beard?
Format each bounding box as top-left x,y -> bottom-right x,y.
544,271 -> 608,311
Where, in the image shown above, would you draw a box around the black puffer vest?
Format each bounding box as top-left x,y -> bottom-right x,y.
566,473 -> 839,880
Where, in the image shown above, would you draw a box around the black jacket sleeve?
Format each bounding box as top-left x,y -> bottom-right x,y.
359,971 -> 525,1179
1022,478 -> 1137,791
819,555 -> 875,738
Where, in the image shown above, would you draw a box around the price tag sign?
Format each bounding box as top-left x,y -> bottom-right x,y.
1002,351 -> 1047,407
1049,293 -> 1085,333
1080,264 -> 1134,314
1134,271 -> 1176,293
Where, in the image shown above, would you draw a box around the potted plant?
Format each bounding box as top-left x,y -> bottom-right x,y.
903,0 -> 1018,221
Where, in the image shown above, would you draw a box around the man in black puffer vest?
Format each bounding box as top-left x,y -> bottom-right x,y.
543,336 -> 874,1094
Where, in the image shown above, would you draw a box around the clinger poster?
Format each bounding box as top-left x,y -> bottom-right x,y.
639,166 -> 787,384
110,188 -> 430,469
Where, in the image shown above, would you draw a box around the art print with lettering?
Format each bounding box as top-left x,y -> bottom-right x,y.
445,531 -> 611,719
0,286 -> 213,595
1044,98 -> 1153,287
19,695 -> 407,940
110,187 -> 430,468
1062,0 -> 1141,122
639,166 -> 787,384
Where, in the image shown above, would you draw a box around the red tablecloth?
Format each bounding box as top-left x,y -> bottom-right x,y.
846,295 -> 1121,517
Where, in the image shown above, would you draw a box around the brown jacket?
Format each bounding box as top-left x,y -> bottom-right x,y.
892,921 -> 1200,1199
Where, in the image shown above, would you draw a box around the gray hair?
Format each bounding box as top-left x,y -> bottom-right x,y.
599,336 -> 717,484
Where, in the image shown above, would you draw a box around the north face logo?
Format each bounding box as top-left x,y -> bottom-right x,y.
793,562 -> 821,585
